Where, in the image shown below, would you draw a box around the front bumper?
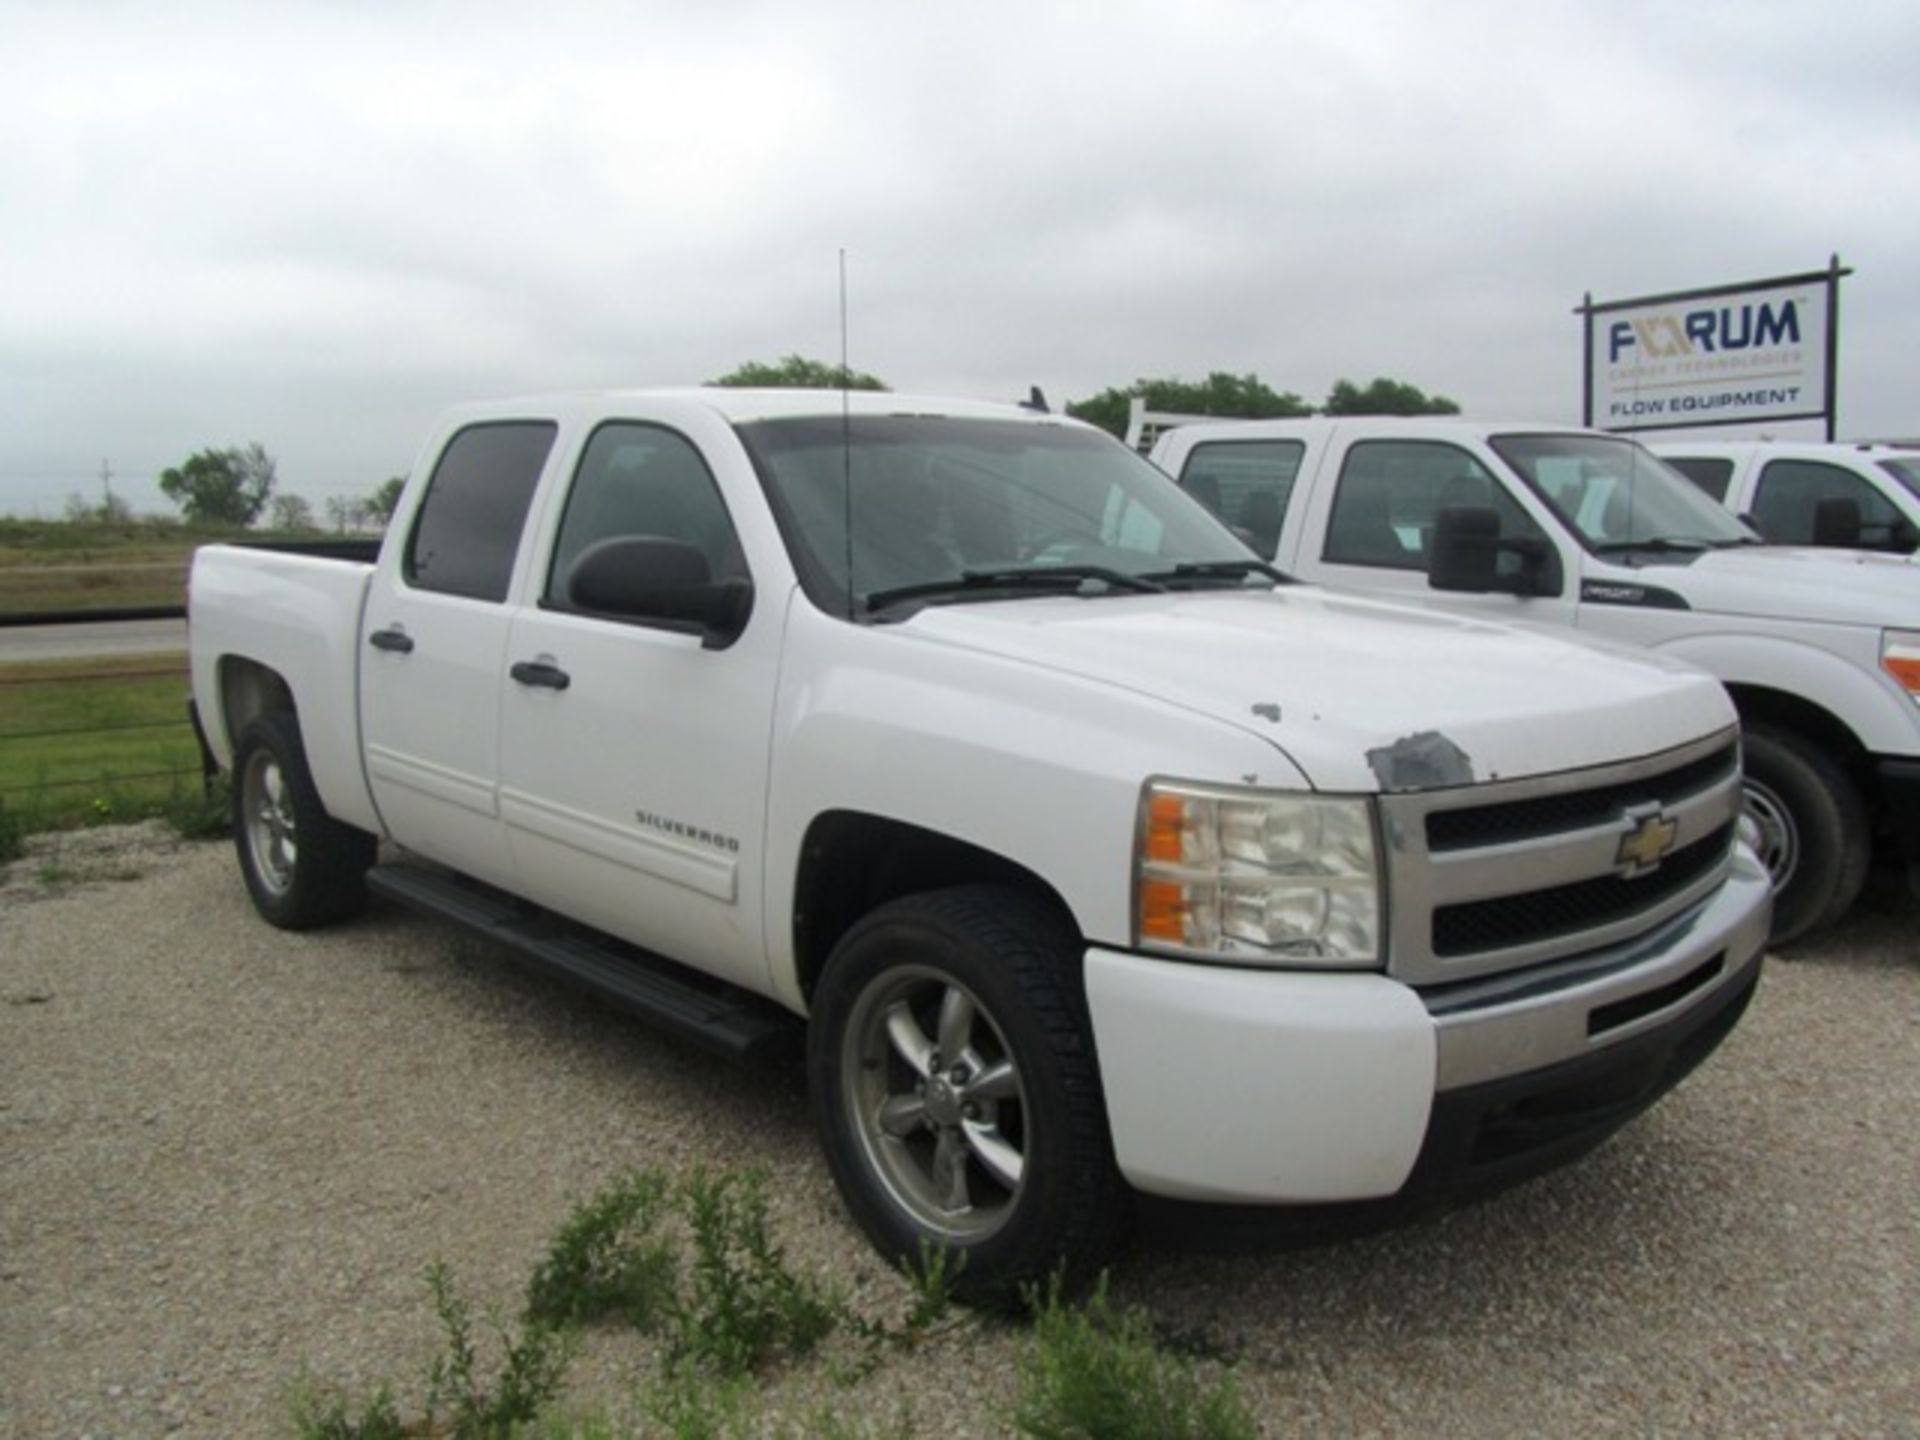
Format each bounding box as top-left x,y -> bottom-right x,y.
1874,756 -> 1920,871
1083,847 -> 1771,1208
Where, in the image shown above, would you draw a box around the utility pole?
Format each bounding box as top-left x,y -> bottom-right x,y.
99,459 -> 114,510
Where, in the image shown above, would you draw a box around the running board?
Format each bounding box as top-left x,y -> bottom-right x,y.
366,863 -> 801,1065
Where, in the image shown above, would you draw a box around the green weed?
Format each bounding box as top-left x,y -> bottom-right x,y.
423,1261 -> 574,1440
289,1381 -> 408,1440
1011,1275 -> 1256,1440
525,1170 -> 677,1331
674,1168 -> 841,1378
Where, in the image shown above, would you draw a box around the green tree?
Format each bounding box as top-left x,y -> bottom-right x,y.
1066,372 -> 1311,440
157,443 -> 277,526
707,354 -> 889,391
268,493 -> 315,532
1322,376 -> 1460,416
366,475 -> 407,525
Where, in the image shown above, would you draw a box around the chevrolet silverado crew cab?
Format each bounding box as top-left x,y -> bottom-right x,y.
189,390 -> 1769,1296
1147,415 -> 1920,944
1648,439 -> 1920,556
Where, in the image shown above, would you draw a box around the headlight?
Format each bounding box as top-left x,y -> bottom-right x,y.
1134,781 -> 1383,966
1884,629 -> 1920,699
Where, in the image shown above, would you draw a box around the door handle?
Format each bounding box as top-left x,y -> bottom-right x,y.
510,660 -> 571,691
368,626 -> 414,654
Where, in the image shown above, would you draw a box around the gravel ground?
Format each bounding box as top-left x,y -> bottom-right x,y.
2,825 -> 1916,1438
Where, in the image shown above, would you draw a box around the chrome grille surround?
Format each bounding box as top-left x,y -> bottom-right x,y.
1377,727 -> 1742,986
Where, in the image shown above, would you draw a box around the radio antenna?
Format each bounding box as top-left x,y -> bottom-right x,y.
840,248 -> 855,621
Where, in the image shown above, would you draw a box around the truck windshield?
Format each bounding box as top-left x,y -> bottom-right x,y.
1878,456 -> 1920,501
736,415 -> 1263,617
1491,434 -> 1757,552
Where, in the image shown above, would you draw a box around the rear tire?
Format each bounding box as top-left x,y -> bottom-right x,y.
232,712 -> 375,930
808,886 -> 1128,1305
1741,723 -> 1868,946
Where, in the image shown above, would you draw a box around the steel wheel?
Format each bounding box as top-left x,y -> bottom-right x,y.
841,963 -> 1029,1242
230,711 -> 375,930
242,747 -> 299,896
1742,775 -> 1799,891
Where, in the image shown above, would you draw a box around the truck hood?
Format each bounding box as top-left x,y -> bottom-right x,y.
1614,546 -> 1920,626
900,587 -> 1734,793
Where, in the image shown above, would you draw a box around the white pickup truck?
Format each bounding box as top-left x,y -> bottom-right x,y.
1146,416 -> 1920,943
189,389 -> 1769,1295
1649,439 -> 1920,556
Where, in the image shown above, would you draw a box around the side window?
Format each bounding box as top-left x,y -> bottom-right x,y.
1179,441 -> 1305,555
1323,441 -> 1544,576
1664,456 -> 1735,502
1752,461 -> 1900,546
545,423 -> 747,609
405,422 -> 557,602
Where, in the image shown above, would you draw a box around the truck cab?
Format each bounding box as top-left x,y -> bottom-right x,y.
1649,439 -> 1920,556
1150,416 -> 1920,943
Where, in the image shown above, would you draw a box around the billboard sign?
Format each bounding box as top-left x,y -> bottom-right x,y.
1579,260 -> 1848,437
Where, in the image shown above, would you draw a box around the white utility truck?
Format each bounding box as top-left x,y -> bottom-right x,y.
1146,415 -> 1920,943
189,390 -> 1769,1295
1649,439 -> 1920,556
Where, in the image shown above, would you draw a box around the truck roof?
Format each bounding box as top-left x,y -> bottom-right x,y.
440,388 -> 1069,427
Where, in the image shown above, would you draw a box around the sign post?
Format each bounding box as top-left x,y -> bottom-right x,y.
1578,258 -> 1849,437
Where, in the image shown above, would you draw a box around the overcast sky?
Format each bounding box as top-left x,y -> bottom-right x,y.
3,0 -> 1916,516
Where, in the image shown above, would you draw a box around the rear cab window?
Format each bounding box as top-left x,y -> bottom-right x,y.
1177,440 -> 1305,555
404,422 -> 558,601
1663,456 -> 1735,502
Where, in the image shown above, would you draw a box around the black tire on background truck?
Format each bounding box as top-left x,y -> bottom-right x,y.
232,712 -> 377,930
1740,722 -> 1870,946
807,886 -> 1129,1305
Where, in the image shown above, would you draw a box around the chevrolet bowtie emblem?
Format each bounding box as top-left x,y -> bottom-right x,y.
1616,809 -> 1679,876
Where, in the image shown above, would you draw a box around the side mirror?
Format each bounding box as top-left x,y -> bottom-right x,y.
1811,496 -> 1863,548
1429,505 -> 1559,597
566,536 -> 753,649
1428,504 -> 1501,592
1893,518 -> 1920,552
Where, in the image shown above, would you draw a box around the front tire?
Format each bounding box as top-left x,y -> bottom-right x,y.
232,711 -> 375,930
1741,723 -> 1868,946
808,886 -> 1127,1304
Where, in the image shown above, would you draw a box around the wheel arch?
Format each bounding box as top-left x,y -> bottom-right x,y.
1724,683 -> 1872,782
216,655 -> 297,757
791,810 -> 1081,1006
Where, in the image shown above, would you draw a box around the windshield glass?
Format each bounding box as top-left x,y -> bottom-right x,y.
736,415 -> 1259,616
1878,456 -> 1920,501
1491,433 -> 1755,549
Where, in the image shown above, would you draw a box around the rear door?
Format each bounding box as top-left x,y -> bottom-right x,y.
359,419 -> 559,889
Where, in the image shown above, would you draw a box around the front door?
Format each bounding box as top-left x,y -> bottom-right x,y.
497,420 -> 782,993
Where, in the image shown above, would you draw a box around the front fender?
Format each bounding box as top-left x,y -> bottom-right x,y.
761,602 -> 1303,1009
1650,631 -> 1920,756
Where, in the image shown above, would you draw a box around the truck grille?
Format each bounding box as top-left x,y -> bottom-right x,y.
1379,730 -> 1743,985
1433,821 -> 1735,957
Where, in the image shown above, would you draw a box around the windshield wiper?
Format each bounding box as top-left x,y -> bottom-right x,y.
865,565 -> 1166,614
1139,559 -> 1293,587
1589,537 -> 1713,555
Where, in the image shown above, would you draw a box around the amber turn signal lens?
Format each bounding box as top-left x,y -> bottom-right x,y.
1144,792 -> 1187,864
1138,878 -> 1187,942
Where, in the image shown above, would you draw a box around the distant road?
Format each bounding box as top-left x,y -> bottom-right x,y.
0,618 -> 188,662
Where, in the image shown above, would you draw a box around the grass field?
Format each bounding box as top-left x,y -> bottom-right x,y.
0,516 -> 347,613
0,651 -> 216,836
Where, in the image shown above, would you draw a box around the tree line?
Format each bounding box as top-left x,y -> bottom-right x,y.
135,358 -> 1456,529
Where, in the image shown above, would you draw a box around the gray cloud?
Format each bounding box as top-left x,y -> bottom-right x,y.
3,0 -> 1915,514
